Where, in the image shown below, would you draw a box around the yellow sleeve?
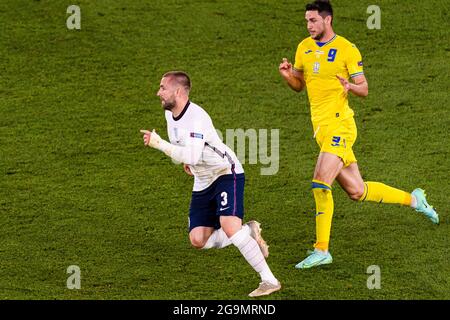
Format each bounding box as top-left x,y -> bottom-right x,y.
346,44 -> 364,78
293,43 -> 304,72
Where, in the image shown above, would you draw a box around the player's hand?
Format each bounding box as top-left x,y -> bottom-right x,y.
140,129 -> 162,148
183,164 -> 193,176
279,58 -> 292,78
140,129 -> 152,146
336,75 -> 351,93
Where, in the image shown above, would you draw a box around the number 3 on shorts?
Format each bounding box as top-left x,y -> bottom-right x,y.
220,192 -> 228,206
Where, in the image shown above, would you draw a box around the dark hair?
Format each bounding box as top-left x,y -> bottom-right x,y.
305,0 -> 333,21
163,71 -> 191,92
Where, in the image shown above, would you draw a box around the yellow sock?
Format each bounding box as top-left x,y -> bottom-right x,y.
311,180 -> 334,251
359,181 -> 411,206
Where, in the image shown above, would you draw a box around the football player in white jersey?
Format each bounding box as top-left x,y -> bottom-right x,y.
140,71 -> 281,297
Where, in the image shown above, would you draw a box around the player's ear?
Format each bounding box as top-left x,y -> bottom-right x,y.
176,86 -> 186,97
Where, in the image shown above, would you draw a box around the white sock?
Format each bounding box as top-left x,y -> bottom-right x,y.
202,225 -> 251,249
410,194 -> 417,209
202,228 -> 231,249
202,228 -> 232,249
230,227 -> 278,285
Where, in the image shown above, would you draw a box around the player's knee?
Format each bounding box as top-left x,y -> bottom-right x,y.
348,186 -> 364,201
189,234 -> 206,249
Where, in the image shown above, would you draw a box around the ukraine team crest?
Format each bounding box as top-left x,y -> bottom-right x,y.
313,62 -> 320,74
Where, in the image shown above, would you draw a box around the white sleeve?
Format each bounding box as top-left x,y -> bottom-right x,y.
158,139 -> 203,165
158,120 -> 205,165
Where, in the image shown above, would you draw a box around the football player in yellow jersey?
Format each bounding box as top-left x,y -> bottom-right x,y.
279,0 -> 439,269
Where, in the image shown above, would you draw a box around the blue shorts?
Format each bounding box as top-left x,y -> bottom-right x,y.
188,173 -> 245,232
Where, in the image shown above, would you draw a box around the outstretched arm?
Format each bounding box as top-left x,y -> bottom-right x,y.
279,58 -> 306,92
336,74 -> 368,97
140,129 -> 203,165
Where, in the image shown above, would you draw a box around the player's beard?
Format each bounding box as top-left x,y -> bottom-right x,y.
312,23 -> 326,41
161,98 -> 176,111
312,30 -> 325,41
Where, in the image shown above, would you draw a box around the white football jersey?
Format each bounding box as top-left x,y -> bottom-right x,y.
165,101 -> 244,191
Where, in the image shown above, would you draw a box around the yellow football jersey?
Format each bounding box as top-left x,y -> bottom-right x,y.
293,35 -> 364,125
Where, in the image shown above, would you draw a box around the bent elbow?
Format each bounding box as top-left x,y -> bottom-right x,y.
292,83 -> 304,92
363,83 -> 369,97
360,85 -> 369,97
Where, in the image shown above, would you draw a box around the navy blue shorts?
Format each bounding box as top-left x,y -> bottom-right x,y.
188,173 -> 245,232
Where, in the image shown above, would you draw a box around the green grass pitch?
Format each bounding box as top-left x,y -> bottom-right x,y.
0,0 -> 448,299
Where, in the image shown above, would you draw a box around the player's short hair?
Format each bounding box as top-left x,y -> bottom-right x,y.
162,71 -> 191,93
305,0 -> 333,23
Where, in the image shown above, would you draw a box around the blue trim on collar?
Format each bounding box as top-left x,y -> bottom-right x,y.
315,34 -> 337,47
